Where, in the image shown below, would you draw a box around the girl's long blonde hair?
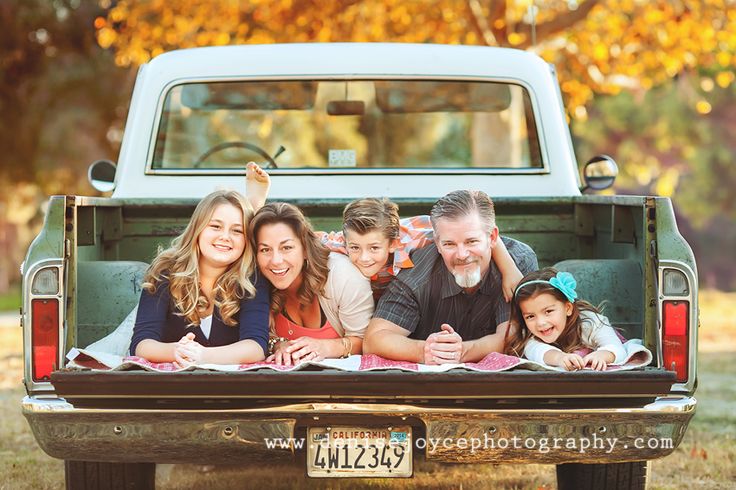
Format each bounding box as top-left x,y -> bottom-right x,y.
142,190 -> 257,327
249,202 -> 330,317
504,267 -> 599,357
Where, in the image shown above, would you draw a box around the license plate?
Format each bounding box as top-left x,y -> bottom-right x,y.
307,426 -> 412,477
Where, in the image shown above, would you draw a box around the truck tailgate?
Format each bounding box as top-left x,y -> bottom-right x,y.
51,368 -> 676,409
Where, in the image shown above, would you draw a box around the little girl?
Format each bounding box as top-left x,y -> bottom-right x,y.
505,267 -> 626,371
131,190 -> 270,366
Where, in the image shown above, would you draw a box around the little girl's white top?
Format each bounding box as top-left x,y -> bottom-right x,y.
524,310 -> 627,366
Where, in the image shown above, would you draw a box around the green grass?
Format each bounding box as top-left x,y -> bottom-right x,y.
158,463 -> 556,489
0,283 -> 21,311
0,328 -> 63,489
1,291 -> 734,489
648,352 -> 736,489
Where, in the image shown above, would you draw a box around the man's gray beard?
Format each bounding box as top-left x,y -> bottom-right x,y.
453,266 -> 482,289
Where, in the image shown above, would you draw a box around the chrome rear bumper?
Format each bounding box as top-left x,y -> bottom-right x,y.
23,396 -> 695,464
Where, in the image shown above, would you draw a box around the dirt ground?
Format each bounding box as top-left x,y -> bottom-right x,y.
1,290 -> 734,489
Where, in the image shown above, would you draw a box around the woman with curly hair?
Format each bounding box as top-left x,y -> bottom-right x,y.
130,190 -> 270,366
251,202 -> 373,366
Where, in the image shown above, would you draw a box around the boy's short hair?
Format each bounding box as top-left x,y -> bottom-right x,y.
342,198 -> 400,240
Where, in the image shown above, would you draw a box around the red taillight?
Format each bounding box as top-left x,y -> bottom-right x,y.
31,298 -> 59,381
662,300 -> 689,383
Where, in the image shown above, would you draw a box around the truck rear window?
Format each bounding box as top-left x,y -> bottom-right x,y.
150,79 -> 542,172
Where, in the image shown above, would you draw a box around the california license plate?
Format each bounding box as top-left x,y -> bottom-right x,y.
307,426 -> 412,477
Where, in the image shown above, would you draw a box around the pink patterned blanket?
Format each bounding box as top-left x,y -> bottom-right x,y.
66,341 -> 652,373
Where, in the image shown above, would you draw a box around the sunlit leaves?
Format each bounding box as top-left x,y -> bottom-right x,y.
696,100 -> 712,114
572,74 -> 736,227
716,71 -> 735,87
96,0 -> 735,117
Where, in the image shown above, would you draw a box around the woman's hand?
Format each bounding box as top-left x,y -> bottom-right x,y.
265,339 -> 293,365
583,350 -> 615,371
265,337 -> 349,365
284,337 -> 335,364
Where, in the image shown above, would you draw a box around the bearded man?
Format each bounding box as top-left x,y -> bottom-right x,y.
363,190 -> 537,364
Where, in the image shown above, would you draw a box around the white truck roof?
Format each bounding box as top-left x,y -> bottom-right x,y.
113,43 -> 581,199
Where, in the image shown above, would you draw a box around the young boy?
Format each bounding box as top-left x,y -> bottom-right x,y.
245,163 -> 523,302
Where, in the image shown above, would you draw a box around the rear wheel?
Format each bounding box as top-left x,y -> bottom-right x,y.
556,461 -> 648,490
65,461 -> 155,490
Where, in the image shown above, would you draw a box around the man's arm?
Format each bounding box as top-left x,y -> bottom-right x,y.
363,318 -> 425,362
493,238 -> 539,328
493,238 -> 523,303
505,237 -> 538,275
459,321 -> 510,363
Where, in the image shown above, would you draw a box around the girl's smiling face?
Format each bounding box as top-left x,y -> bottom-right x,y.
519,292 -> 573,344
197,203 -> 246,270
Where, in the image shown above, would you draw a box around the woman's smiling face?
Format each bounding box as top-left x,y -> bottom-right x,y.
256,222 -> 305,291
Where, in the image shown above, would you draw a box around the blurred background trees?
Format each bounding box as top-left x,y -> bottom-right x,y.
0,0 -> 131,293
1,0 -> 734,292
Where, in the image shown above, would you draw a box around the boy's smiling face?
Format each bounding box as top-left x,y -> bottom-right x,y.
345,229 -> 397,278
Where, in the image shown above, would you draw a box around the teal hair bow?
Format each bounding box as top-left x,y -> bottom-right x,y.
549,272 -> 577,302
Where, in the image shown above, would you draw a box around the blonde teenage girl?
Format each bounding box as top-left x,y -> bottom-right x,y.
131,190 -> 270,366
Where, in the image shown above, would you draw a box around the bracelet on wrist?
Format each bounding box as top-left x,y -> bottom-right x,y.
268,336 -> 288,354
340,336 -> 352,358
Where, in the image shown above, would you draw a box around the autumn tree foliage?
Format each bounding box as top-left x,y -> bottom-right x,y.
91,0 -> 736,287
95,0 -> 736,116
1,0 -> 130,187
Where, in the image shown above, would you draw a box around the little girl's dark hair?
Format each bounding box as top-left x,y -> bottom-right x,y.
504,267 -> 599,357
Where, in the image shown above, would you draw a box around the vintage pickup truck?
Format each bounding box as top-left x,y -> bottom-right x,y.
21,43 -> 697,489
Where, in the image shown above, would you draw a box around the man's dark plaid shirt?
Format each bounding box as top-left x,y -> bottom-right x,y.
373,237 -> 538,341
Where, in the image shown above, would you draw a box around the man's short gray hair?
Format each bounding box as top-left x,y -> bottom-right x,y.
430,190 -> 496,233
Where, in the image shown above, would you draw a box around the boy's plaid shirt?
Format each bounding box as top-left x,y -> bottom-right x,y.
318,215 -> 434,299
